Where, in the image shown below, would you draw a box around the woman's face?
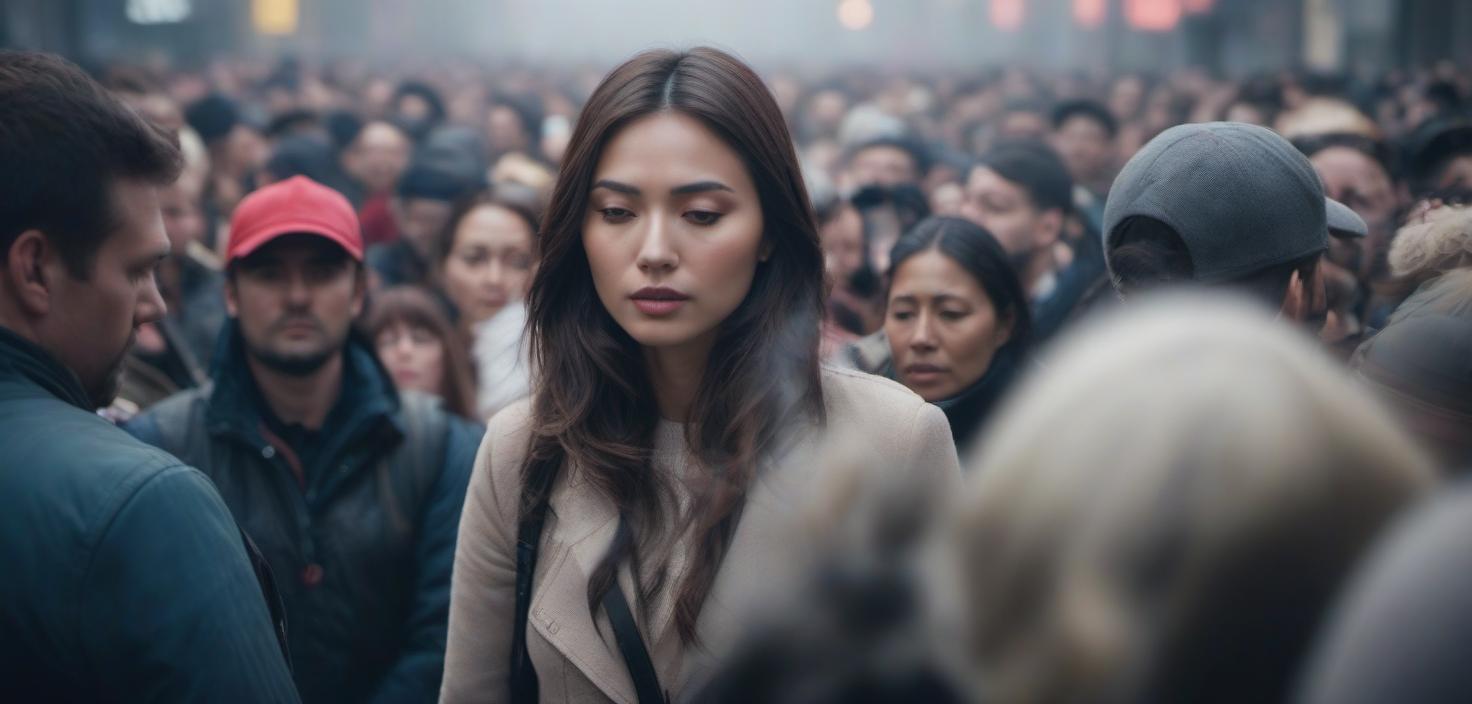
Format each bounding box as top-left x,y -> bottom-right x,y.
582,111 -> 766,354
442,204 -> 536,325
375,321 -> 446,398
885,249 -> 1011,402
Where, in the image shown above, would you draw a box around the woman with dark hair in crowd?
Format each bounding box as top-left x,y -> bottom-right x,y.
363,285 -> 479,420
441,47 -> 959,703
884,216 -> 1031,455
435,190 -> 540,421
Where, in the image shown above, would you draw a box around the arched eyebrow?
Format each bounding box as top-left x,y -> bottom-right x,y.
592,179 -> 735,196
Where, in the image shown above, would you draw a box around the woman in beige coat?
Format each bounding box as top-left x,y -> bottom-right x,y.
441,47 -> 961,703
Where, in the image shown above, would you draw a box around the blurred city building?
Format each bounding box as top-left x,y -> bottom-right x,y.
0,0 -> 1467,74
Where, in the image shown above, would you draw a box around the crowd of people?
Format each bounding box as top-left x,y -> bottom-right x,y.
2,39 -> 1471,703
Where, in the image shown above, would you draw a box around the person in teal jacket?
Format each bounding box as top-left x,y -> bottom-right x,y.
0,50 -> 299,702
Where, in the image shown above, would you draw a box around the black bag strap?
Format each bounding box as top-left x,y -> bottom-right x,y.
239,527 -> 292,671
602,579 -> 668,704
510,464 -> 666,704
509,463 -> 557,703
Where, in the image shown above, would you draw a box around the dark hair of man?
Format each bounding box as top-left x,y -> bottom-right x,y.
887,216 -> 1033,354
977,140 -> 1075,217
396,163 -> 477,203
1109,216 -> 1321,307
850,184 -> 932,297
433,189 -> 541,266
1291,132 -> 1397,180
361,285 -> 478,420
391,81 -> 446,124
1051,98 -> 1119,139
846,135 -> 932,178
526,47 -> 826,644
227,234 -> 360,282
0,51 -> 182,280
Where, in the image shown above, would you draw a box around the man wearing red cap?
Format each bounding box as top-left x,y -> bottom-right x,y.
127,176 -> 482,703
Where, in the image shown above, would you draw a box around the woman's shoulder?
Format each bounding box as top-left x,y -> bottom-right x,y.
469,397 -> 537,530
819,364 -> 939,434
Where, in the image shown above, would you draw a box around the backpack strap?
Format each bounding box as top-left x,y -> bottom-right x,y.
510,460 -> 556,703
377,392 -> 451,536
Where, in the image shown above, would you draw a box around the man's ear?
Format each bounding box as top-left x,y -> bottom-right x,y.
1280,269 -> 1305,322
5,230 -> 55,317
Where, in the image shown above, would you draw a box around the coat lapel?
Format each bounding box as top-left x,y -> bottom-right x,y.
530,470 -> 637,704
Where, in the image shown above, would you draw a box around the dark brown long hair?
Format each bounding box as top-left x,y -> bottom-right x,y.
524,47 -> 827,644
363,285 -> 480,420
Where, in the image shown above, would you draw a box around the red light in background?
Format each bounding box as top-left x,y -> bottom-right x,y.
1074,0 -> 1107,28
1125,0 -> 1181,31
992,0 -> 1025,32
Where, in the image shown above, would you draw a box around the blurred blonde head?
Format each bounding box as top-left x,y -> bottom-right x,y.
1388,204 -> 1472,283
953,294 -> 1435,704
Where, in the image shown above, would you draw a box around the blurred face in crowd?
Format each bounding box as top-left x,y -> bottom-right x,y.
930,181 -> 965,217
998,110 -> 1049,141
393,197 -> 456,261
1110,76 -> 1145,119
442,204 -> 535,326
886,248 -> 1011,402
848,144 -> 920,188
227,234 -> 365,376
158,175 -> 206,254
820,203 -> 864,286
219,124 -> 268,180
961,166 -> 1061,264
486,105 -> 531,156
583,111 -> 767,352
344,121 -> 412,195
1433,154 -> 1472,192
374,320 -> 446,397
395,94 -> 435,125
21,179 -> 170,407
1053,115 -> 1115,186
1311,146 -> 1399,230
1225,101 -> 1268,126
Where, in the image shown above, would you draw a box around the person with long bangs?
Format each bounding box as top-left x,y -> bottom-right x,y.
441,47 -> 961,703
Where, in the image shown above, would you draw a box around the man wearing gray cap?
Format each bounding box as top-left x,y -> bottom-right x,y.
1102,122 -> 1368,329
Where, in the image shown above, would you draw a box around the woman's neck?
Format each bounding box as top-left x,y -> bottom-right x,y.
643,332 -> 716,423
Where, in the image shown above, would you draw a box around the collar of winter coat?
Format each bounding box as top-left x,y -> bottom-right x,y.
204,318 -> 403,446
0,325 -> 93,410
919,343 -> 1022,454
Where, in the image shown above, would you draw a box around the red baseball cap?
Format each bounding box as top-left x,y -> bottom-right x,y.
226,175 -> 363,263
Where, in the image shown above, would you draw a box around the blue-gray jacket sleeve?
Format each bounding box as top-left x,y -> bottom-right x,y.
81,464 -> 301,703
368,418 -> 481,703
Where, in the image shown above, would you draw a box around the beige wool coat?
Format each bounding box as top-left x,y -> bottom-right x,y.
440,365 -> 962,703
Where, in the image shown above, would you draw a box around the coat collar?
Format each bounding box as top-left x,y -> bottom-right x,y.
204,320 -> 402,450
0,325 -> 93,410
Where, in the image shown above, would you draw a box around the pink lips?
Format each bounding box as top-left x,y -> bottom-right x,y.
630,286 -> 690,316
903,362 -> 948,385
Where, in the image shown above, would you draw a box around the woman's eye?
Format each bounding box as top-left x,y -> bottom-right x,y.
890,310 -> 914,321
599,207 -> 634,223
940,310 -> 970,321
684,210 -> 724,226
